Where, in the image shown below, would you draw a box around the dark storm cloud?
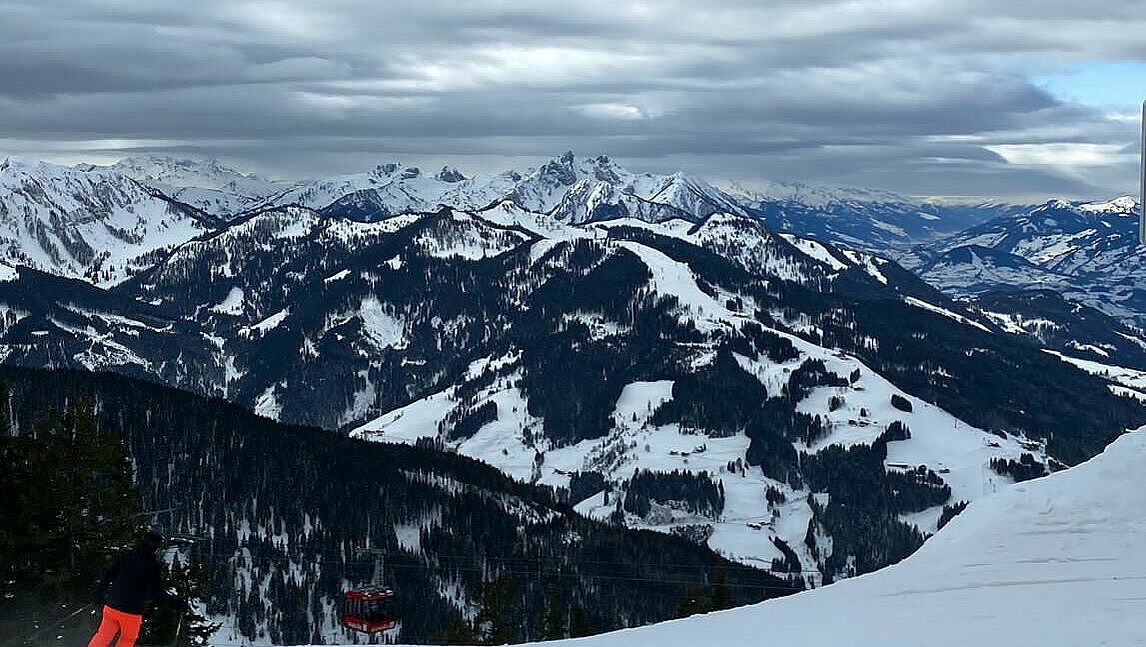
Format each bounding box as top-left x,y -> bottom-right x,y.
0,0 -> 1141,198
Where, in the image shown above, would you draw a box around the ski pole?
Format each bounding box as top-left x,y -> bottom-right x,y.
170,612 -> 184,647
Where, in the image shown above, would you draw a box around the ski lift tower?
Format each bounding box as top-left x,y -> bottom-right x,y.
1140,99 -> 1145,244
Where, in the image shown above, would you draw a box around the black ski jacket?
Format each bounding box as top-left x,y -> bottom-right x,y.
96,544 -> 181,615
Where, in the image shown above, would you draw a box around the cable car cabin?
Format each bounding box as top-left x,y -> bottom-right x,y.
342,586 -> 397,634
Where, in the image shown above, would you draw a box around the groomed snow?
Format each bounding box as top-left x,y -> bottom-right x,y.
778,233 -> 849,271
904,296 -> 991,333
380,428 -> 1146,647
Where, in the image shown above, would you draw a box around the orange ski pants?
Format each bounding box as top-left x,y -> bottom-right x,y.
88,605 -> 143,647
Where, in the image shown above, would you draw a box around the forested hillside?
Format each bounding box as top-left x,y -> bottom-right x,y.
0,368 -> 793,645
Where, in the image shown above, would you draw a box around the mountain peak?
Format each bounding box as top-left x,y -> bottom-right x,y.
1079,195 -> 1137,215
1,156 -> 50,175
434,166 -> 467,183
533,154 -> 578,186
113,155 -> 250,178
372,162 -> 403,177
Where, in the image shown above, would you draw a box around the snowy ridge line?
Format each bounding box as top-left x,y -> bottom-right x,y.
4,151 -> 1011,289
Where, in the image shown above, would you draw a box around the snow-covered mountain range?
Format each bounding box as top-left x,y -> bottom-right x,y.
904,197 -> 1146,363
3,152 -> 1144,601
5,192 -> 1142,588
3,152 -> 1017,287
92,156 -> 285,217
0,157 -> 214,286
262,162 -> 519,218
261,152 -> 749,226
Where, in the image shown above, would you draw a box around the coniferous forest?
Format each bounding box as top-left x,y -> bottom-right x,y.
0,367 -> 795,645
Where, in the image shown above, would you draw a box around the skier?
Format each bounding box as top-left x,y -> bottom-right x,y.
88,529 -> 185,647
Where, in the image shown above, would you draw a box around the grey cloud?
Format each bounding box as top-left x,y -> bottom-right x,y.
0,0 -> 1142,198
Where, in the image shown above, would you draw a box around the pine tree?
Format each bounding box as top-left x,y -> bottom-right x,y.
474,571 -> 521,645
541,588 -> 567,640
673,585 -> 706,618
709,568 -> 733,611
0,396 -> 138,599
141,553 -> 221,646
436,613 -> 476,645
0,380 -> 9,435
568,603 -> 593,638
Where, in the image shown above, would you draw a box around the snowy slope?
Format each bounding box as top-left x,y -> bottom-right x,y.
0,265 -> 224,391
1043,350 -> 1146,400
917,244 -> 1070,295
0,157 -> 212,285
569,341 -> 1032,573
388,427 -> 1146,647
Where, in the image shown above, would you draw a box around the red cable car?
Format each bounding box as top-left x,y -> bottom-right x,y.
342,553 -> 398,634
342,585 -> 397,634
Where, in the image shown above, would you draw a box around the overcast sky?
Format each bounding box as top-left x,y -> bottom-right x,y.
1,0 -> 1143,200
